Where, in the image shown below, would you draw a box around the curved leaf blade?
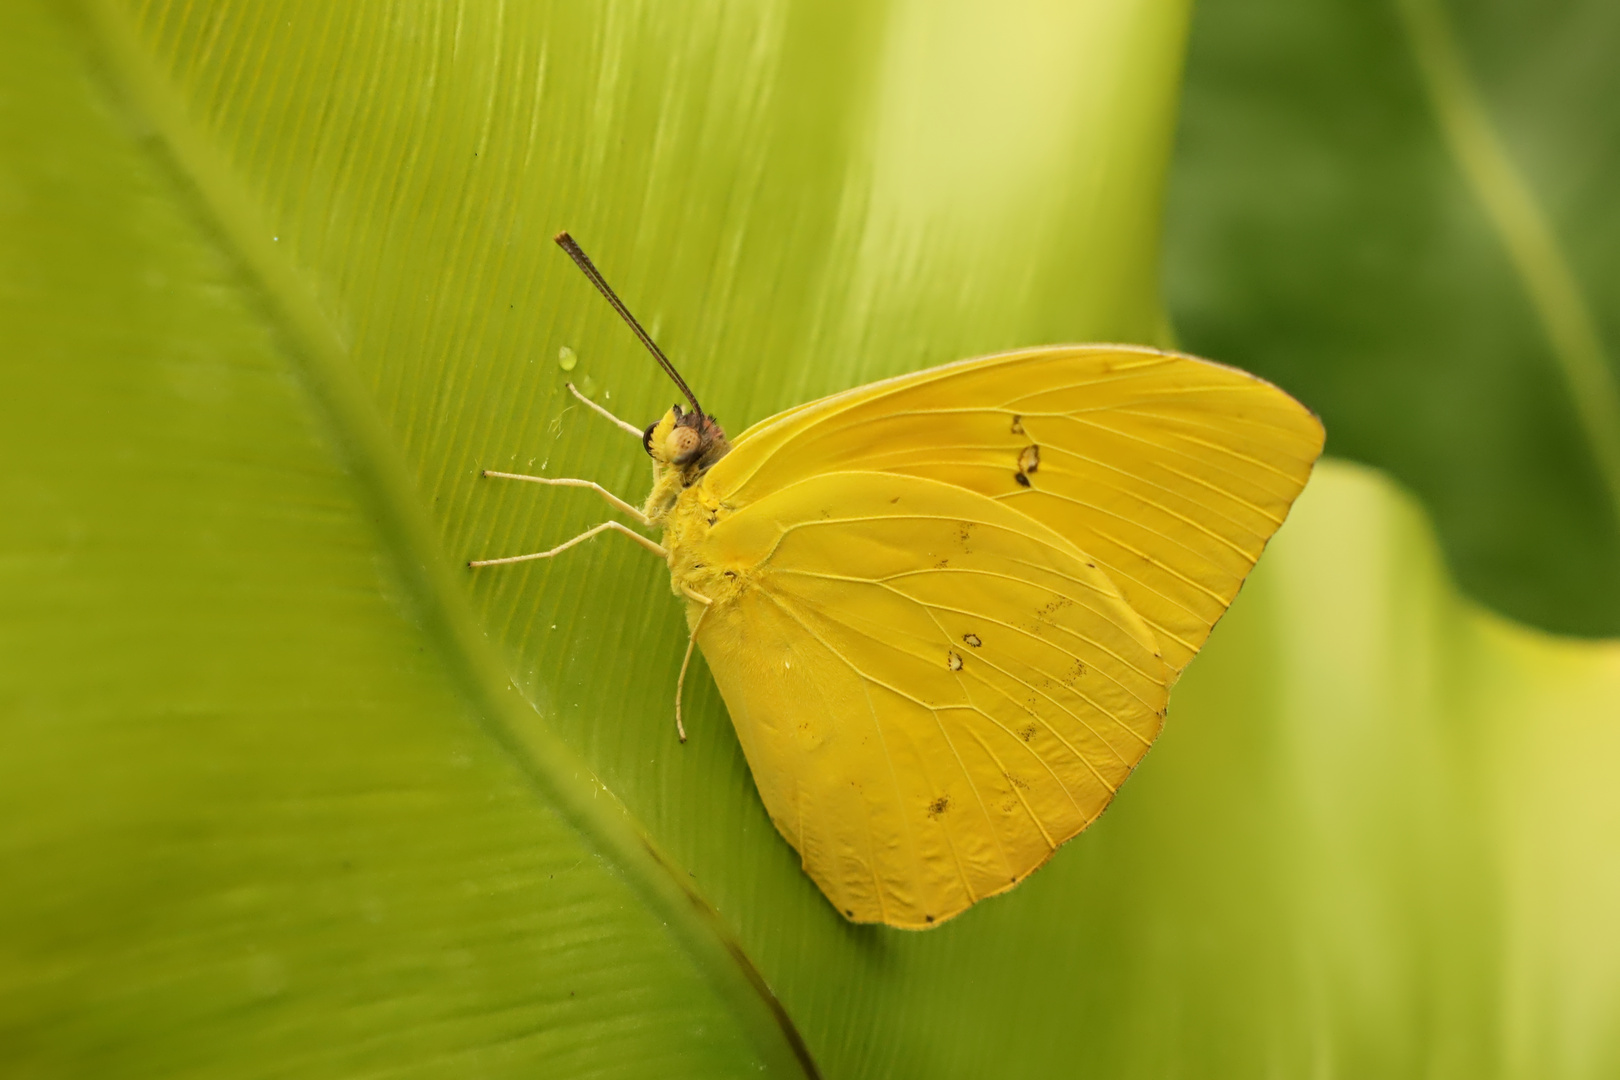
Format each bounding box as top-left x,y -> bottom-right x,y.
0,1 -> 804,1075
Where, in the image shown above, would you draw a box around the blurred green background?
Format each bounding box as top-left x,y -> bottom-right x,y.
1166,0 -> 1620,638
1,0 -> 1616,1077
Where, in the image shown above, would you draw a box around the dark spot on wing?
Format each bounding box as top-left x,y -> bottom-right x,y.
1013,472 -> 1031,487
1009,414 -> 1024,434
1060,658 -> 1088,687
1018,723 -> 1038,742
1004,771 -> 1030,790
845,908 -> 854,917
1036,596 -> 1075,621
1018,444 -> 1041,474
962,633 -> 982,648
889,496 -> 901,504
947,651 -> 963,671
927,795 -> 950,818
925,914 -> 935,923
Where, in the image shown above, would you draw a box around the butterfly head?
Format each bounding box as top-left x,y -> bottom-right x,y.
550,232 -> 728,483
644,404 -> 730,480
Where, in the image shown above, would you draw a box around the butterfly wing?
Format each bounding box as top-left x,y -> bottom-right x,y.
692,470 -> 1169,927
708,345 -> 1325,677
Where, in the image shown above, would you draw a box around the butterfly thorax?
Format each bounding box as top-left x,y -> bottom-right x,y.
639,404 -> 745,616
661,483 -> 750,611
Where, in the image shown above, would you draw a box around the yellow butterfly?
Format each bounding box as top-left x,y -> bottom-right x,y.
472,232 -> 1324,929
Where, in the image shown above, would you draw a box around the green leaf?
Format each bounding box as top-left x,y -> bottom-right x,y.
1164,0 -> 1620,635
0,3 -> 803,1077
4,1 -> 1618,1078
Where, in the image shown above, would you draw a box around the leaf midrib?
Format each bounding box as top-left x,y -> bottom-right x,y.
75,2 -> 818,1075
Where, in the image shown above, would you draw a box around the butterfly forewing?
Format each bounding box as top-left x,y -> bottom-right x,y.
693,471 -> 1169,927
706,346 -> 1325,678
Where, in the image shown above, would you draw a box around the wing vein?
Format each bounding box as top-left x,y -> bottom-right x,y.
958,726 -> 1059,852
780,566 -> 1167,686
920,606 -> 1023,884
755,589 -> 930,918
998,488 -> 1237,606
1070,410 -> 1310,482
764,585 -> 1116,836
777,586 -> 1137,787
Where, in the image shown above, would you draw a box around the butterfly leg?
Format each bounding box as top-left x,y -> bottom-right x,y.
674,591 -> 713,743
480,471 -> 650,526
567,381 -> 643,439
467,520 -> 666,568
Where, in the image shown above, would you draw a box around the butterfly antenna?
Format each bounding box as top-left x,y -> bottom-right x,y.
554,231 -> 705,419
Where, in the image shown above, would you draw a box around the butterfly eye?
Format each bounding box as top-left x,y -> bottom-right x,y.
665,425 -> 702,463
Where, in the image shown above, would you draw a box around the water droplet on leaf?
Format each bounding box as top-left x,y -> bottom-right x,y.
557,346 -> 578,372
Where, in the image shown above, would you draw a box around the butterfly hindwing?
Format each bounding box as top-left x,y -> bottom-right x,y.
692,471 -> 1169,927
